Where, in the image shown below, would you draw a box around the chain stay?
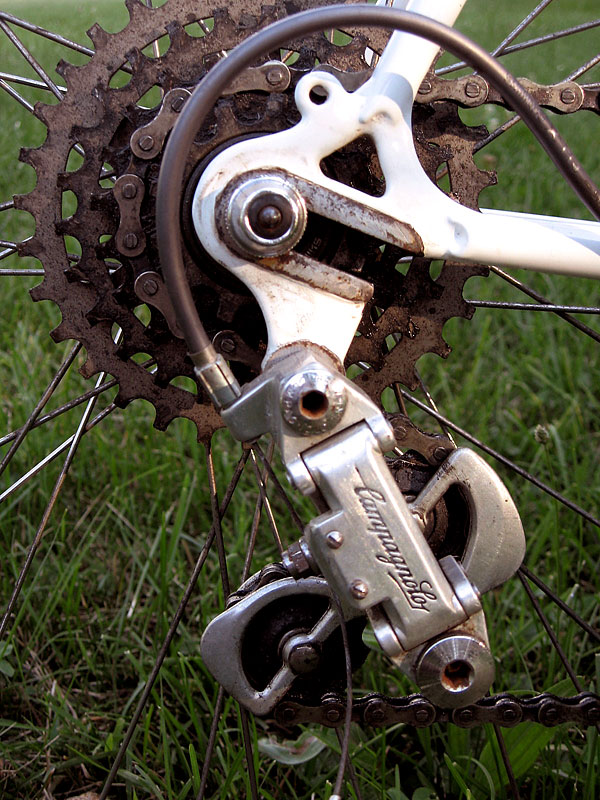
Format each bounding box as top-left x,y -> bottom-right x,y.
274,690 -> 600,729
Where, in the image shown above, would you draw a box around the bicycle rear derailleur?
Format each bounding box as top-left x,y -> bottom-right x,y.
200,343 -> 525,713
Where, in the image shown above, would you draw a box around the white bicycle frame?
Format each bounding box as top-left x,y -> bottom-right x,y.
192,0 -> 600,363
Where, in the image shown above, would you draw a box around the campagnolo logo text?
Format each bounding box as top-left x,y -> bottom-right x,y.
354,478 -> 437,612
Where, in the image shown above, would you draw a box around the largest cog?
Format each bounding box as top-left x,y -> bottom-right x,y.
16,0 -> 494,440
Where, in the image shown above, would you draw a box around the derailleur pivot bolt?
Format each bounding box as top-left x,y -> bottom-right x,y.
280,368 -> 347,436
225,174 -> 307,257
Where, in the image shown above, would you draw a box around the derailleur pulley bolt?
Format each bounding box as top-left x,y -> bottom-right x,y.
350,580 -> 369,600
326,530 -> 344,549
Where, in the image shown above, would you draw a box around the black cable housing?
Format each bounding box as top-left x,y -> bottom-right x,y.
156,4 -> 600,359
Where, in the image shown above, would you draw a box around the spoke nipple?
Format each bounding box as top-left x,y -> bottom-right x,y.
326,530 -> 344,549
138,134 -> 155,151
350,580 -> 369,600
418,79 -> 432,95
560,87 -> 576,105
465,81 -> 481,98
122,182 -> 137,199
124,232 -> 139,250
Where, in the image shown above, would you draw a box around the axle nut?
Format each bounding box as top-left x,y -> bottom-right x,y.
223,174 -> 307,257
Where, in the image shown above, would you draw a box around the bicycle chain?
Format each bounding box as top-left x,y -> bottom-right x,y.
274,690 -> 600,729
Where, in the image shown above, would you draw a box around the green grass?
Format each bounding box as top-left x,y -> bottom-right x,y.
0,0 -> 599,798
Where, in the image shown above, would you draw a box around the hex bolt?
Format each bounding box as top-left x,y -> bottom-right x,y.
465,80 -> 481,98
560,87 -> 577,105
418,79 -> 432,95
124,232 -> 139,250
326,530 -> 344,549
220,337 -> 236,354
266,66 -> 285,86
171,94 -> 186,112
350,579 -> 369,600
286,641 -> 320,675
122,182 -> 137,199
142,278 -> 159,296
138,134 -> 155,151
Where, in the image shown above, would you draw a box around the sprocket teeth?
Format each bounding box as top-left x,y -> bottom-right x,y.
32,102 -> 51,125
56,59 -> 82,90
50,320 -> 77,343
79,355 -> 99,379
19,147 -> 44,170
86,22 -> 110,49
30,280 -> 49,303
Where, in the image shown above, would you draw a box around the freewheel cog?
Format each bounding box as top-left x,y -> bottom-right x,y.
16,0 -> 497,442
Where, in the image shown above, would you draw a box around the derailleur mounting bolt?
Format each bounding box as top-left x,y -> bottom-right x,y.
326,530 -> 344,549
350,580 -> 369,600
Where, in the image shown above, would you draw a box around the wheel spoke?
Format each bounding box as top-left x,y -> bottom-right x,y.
252,442 -> 305,536
206,441 -> 230,597
0,70 -> 66,94
0,77 -> 35,114
0,10 -> 94,58
0,19 -> 64,102
567,52 -> 600,82
0,267 -> 44,274
0,401 -> 115,505
489,266 -> 600,345
414,367 -> 457,446
196,685 -> 226,800
98,448 -> 250,800
468,300 -> 600,314
517,571 -> 583,692
0,341 -> 82,478
0,372 -> 111,639
399,388 -> 600,530
0,199 -> 15,212
519,564 -> 600,644
492,724 -> 522,800
239,706 -> 259,800
439,16 -> 600,75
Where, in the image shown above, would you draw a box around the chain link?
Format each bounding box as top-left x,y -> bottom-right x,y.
274,690 -> 600,729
